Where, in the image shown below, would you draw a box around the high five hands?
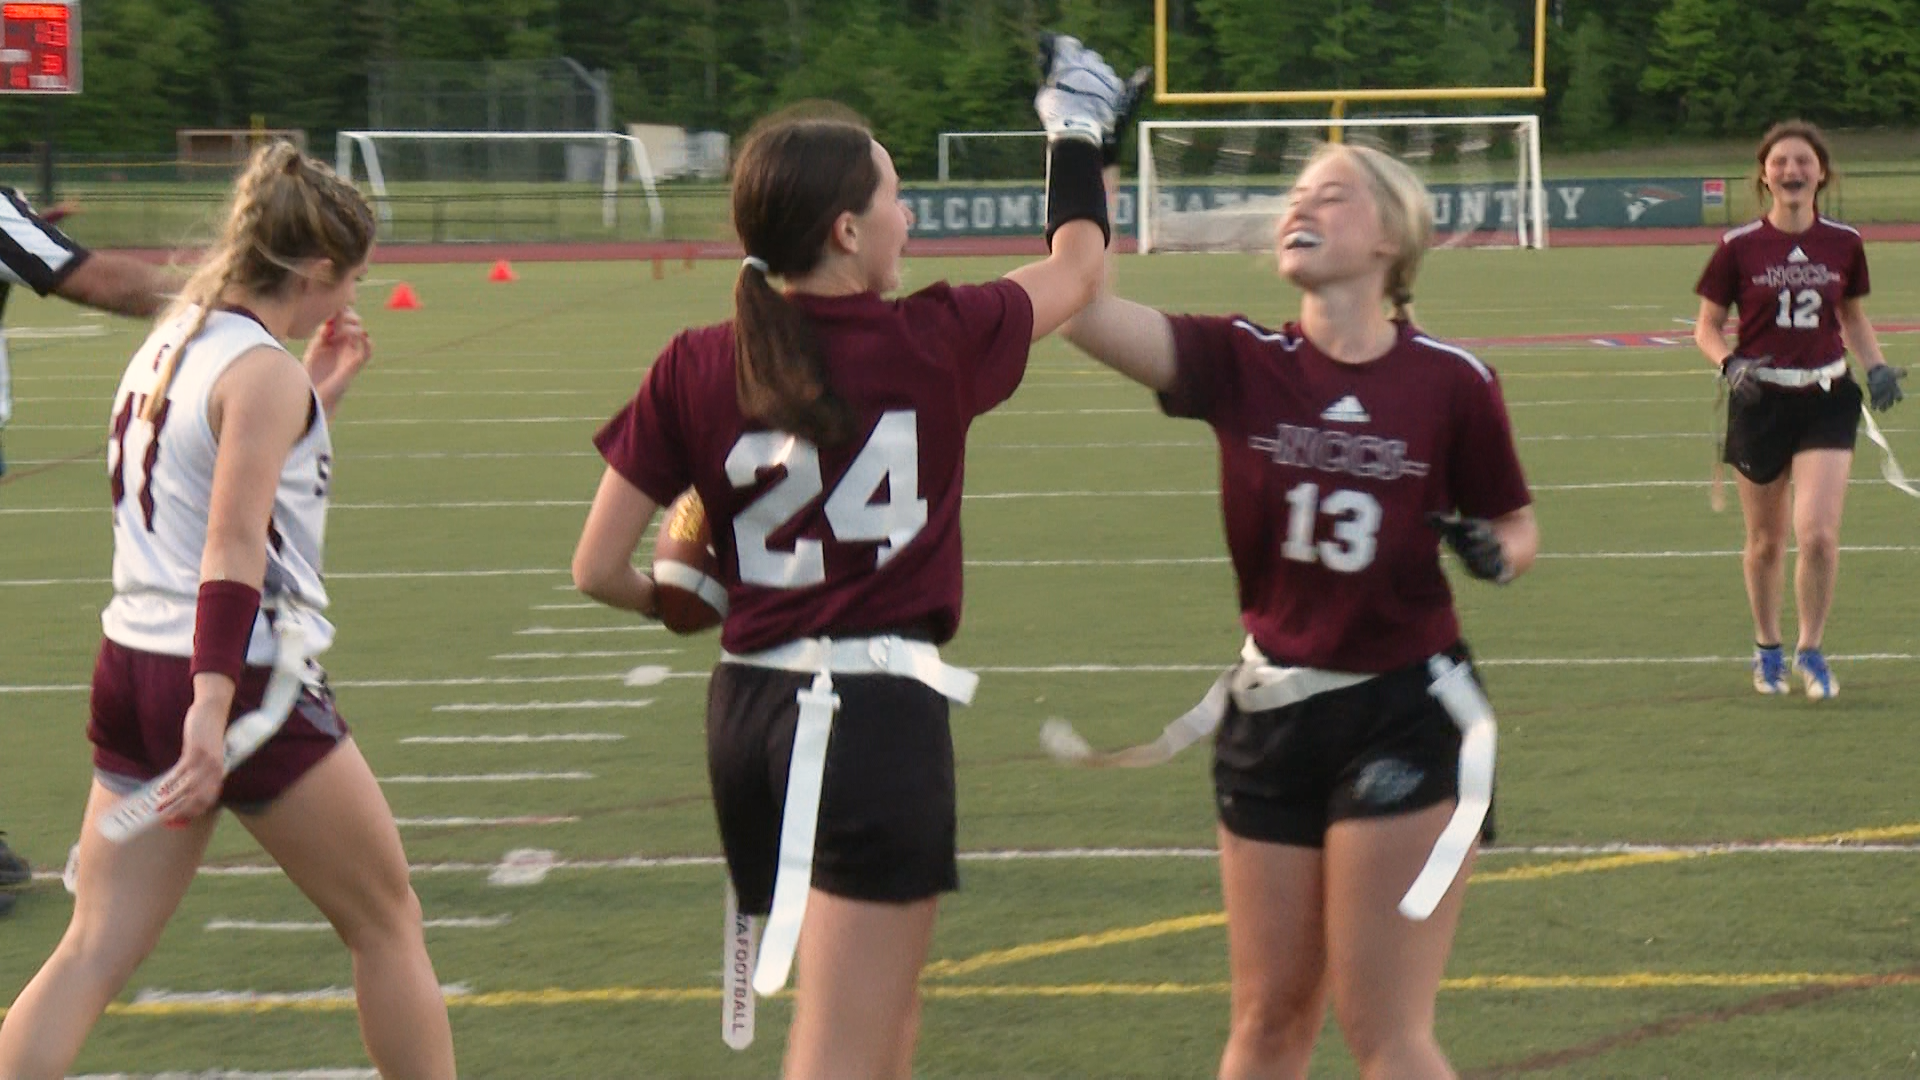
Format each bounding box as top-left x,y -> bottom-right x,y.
1036,33 -> 1151,165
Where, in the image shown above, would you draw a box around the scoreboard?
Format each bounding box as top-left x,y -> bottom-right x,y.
0,1 -> 77,94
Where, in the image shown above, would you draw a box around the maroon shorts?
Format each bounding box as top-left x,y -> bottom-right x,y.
88,637 -> 349,813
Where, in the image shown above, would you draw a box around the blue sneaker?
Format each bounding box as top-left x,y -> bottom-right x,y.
1794,648 -> 1838,701
1752,645 -> 1788,695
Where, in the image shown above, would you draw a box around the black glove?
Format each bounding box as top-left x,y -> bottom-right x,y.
1867,363 -> 1906,412
1426,512 -> 1509,584
1720,354 -> 1767,407
1035,33 -> 1129,149
1102,66 -> 1152,166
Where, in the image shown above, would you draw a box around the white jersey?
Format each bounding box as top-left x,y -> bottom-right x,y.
102,306 -> 334,662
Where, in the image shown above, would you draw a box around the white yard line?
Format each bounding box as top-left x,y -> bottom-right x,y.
514,625 -> 664,635
431,700 -> 653,712
492,649 -> 680,660
14,461 -> 1920,517
395,816 -> 580,828
400,733 -> 624,744
72,1060 -> 378,1068
206,916 -> 511,933
18,539 -> 1920,589
381,772 -> 594,784
30,840 -> 1913,889
9,652 -> 1920,697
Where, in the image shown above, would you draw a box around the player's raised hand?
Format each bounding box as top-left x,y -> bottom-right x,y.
1036,33 -> 1132,151
304,307 -> 371,377
1427,512 -> 1510,584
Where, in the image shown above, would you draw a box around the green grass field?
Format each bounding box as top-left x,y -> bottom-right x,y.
1,246 -> 1918,1078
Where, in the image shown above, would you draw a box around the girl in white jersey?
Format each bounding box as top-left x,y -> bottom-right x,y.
0,143 -> 456,1080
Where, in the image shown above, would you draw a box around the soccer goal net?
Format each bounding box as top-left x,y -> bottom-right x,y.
1138,115 -> 1544,253
936,130 -> 1046,182
334,131 -> 664,237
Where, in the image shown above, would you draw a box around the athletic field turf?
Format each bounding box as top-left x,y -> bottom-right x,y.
2,245 -> 1917,1077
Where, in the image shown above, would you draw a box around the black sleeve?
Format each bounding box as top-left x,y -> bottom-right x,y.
0,187 -> 89,297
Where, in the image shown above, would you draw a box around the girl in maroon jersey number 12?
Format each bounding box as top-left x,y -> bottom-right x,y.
1693,120 -> 1904,701
1059,143 -> 1537,1079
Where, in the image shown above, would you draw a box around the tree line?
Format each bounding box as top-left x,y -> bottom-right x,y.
1,0 -> 1914,177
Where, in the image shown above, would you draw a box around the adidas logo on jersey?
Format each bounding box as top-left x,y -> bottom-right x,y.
1319,395 -> 1371,424
1788,246 -> 1809,263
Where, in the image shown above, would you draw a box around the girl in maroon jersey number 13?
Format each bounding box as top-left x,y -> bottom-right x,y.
1692,120 -> 1904,701
571,36 -> 1136,1079
1059,143 -> 1537,1079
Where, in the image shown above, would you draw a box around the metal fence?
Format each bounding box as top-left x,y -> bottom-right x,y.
2,152 -> 1916,248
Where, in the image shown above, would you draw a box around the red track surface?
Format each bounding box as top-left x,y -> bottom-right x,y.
101,223 -> 1920,266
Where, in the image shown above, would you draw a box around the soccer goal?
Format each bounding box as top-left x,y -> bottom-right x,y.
936,130 -> 1047,182
1138,115 -> 1545,254
334,130 -> 665,236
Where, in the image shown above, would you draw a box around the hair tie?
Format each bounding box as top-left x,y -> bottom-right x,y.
742,255 -> 769,274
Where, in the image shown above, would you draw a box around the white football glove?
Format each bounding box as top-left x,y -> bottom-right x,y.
1035,33 -> 1128,147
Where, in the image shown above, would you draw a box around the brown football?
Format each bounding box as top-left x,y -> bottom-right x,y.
651,489 -> 727,634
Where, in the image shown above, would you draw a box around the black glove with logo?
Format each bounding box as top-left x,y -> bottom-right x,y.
1427,512 -> 1509,584
1720,354 -> 1767,407
1867,363 -> 1906,412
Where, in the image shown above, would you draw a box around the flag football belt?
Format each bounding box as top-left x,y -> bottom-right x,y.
1153,639 -> 1496,921
1752,358 -> 1847,390
715,635 -> 978,1046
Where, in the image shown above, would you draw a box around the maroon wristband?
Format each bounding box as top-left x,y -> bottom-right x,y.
190,580 -> 261,681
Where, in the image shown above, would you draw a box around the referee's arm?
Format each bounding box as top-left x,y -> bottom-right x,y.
0,187 -> 169,319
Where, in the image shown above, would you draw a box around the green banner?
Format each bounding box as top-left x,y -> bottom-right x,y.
901,177 -> 1712,237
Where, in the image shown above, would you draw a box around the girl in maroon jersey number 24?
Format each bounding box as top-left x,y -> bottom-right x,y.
572,35 -> 1138,1080
1059,143 -> 1539,1079
1693,119 -> 1904,702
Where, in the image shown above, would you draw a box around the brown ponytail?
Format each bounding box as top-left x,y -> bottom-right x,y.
728,107 -> 879,449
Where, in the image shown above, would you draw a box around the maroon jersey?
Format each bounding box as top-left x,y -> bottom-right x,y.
595,280 -> 1034,653
1695,216 -> 1869,372
1161,317 -> 1531,673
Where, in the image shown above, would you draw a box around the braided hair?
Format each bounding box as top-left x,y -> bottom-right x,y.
143,141 -> 375,420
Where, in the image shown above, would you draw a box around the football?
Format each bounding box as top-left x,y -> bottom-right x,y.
651,489 -> 727,634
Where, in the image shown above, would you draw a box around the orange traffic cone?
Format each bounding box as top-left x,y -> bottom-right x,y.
488,259 -> 517,283
387,282 -> 420,310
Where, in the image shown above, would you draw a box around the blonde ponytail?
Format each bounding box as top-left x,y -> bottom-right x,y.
141,141 -> 372,422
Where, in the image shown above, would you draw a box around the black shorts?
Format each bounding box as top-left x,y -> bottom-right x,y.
1213,645 -> 1492,848
1724,376 -> 1862,485
707,662 -> 958,916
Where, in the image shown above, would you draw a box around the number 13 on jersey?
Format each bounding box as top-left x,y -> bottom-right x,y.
1282,482 -> 1382,573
